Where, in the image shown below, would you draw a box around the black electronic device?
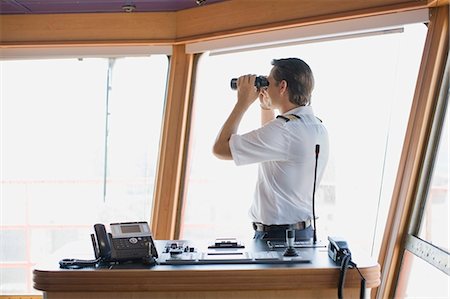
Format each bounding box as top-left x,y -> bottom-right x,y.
59,222 -> 158,268
159,250 -> 312,265
327,236 -> 350,265
164,241 -> 196,255
208,238 -> 245,249
230,76 -> 269,90
327,236 -> 366,299
266,240 -> 326,249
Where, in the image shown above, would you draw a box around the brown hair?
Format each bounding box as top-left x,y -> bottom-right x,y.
271,58 -> 314,106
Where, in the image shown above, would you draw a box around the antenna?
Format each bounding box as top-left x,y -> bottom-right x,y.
312,144 -> 320,244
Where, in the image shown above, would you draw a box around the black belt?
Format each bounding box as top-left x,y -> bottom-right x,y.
253,220 -> 311,232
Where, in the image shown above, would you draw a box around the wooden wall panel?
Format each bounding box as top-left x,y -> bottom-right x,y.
0,0 -> 431,46
175,0 -> 428,42
0,12 -> 176,45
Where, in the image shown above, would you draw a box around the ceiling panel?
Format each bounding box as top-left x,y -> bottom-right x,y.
0,0 -> 226,14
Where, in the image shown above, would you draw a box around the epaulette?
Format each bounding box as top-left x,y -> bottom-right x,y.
276,114 -> 323,123
276,114 -> 301,122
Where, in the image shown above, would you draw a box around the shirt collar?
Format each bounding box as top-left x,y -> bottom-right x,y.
283,105 -> 314,116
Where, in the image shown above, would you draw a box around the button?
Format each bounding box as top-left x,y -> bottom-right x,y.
129,237 -> 138,244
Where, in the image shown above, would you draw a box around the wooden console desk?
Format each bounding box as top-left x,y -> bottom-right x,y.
33,240 -> 380,299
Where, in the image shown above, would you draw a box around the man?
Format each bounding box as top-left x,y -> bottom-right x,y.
213,58 -> 329,241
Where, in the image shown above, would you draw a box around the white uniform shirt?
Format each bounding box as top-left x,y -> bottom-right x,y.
229,106 -> 329,225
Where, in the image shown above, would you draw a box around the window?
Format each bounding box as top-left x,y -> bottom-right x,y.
180,23 -> 427,259
417,104 -> 448,251
396,57 -> 449,298
398,250 -> 449,298
0,55 -> 168,294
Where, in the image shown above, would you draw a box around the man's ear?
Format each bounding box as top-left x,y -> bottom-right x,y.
279,80 -> 288,95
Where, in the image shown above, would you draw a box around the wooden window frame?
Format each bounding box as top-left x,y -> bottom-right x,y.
150,45 -> 195,239
375,5 -> 449,299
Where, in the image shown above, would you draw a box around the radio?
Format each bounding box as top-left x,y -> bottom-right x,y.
327,236 -> 350,266
327,236 -> 366,299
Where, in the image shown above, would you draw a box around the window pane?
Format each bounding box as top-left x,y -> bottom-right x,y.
418,102 -> 449,251
396,250 -> 450,298
0,230 -> 26,262
181,23 -> 427,257
0,56 -> 168,294
0,268 -> 28,294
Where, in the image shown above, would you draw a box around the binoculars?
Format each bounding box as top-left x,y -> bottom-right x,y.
230,76 -> 269,90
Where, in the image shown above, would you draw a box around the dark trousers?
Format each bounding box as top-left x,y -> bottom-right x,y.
253,225 -> 314,241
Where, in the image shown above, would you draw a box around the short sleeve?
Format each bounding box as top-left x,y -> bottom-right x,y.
229,121 -> 290,166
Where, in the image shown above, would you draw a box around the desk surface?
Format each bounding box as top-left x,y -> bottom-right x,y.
34,239 -> 380,294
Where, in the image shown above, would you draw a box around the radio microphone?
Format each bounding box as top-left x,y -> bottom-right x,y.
312,144 -> 320,244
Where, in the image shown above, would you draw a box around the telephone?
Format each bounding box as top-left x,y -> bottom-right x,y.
327,236 -> 350,265
327,236 -> 366,299
59,221 -> 158,268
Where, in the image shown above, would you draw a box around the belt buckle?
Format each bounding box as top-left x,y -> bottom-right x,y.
253,222 -> 265,232
293,221 -> 308,230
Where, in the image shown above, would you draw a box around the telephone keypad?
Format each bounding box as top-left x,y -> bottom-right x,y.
112,237 -> 150,250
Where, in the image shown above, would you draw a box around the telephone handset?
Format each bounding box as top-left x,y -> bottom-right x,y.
93,223 -> 111,260
59,221 -> 158,268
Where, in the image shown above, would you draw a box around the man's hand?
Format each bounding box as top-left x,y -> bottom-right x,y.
212,75 -> 258,160
236,75 -> 260,109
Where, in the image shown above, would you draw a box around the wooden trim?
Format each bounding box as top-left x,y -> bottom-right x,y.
0,0 -> 430,47
151,45 -> 194,240
175,0 -> 428,44
33,266 -> 381,292
173,53 -> 201,239
428,0 -> 450,6
375,5 -> 449,299
0,12 -> 176,45
40,291 -> 365,299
